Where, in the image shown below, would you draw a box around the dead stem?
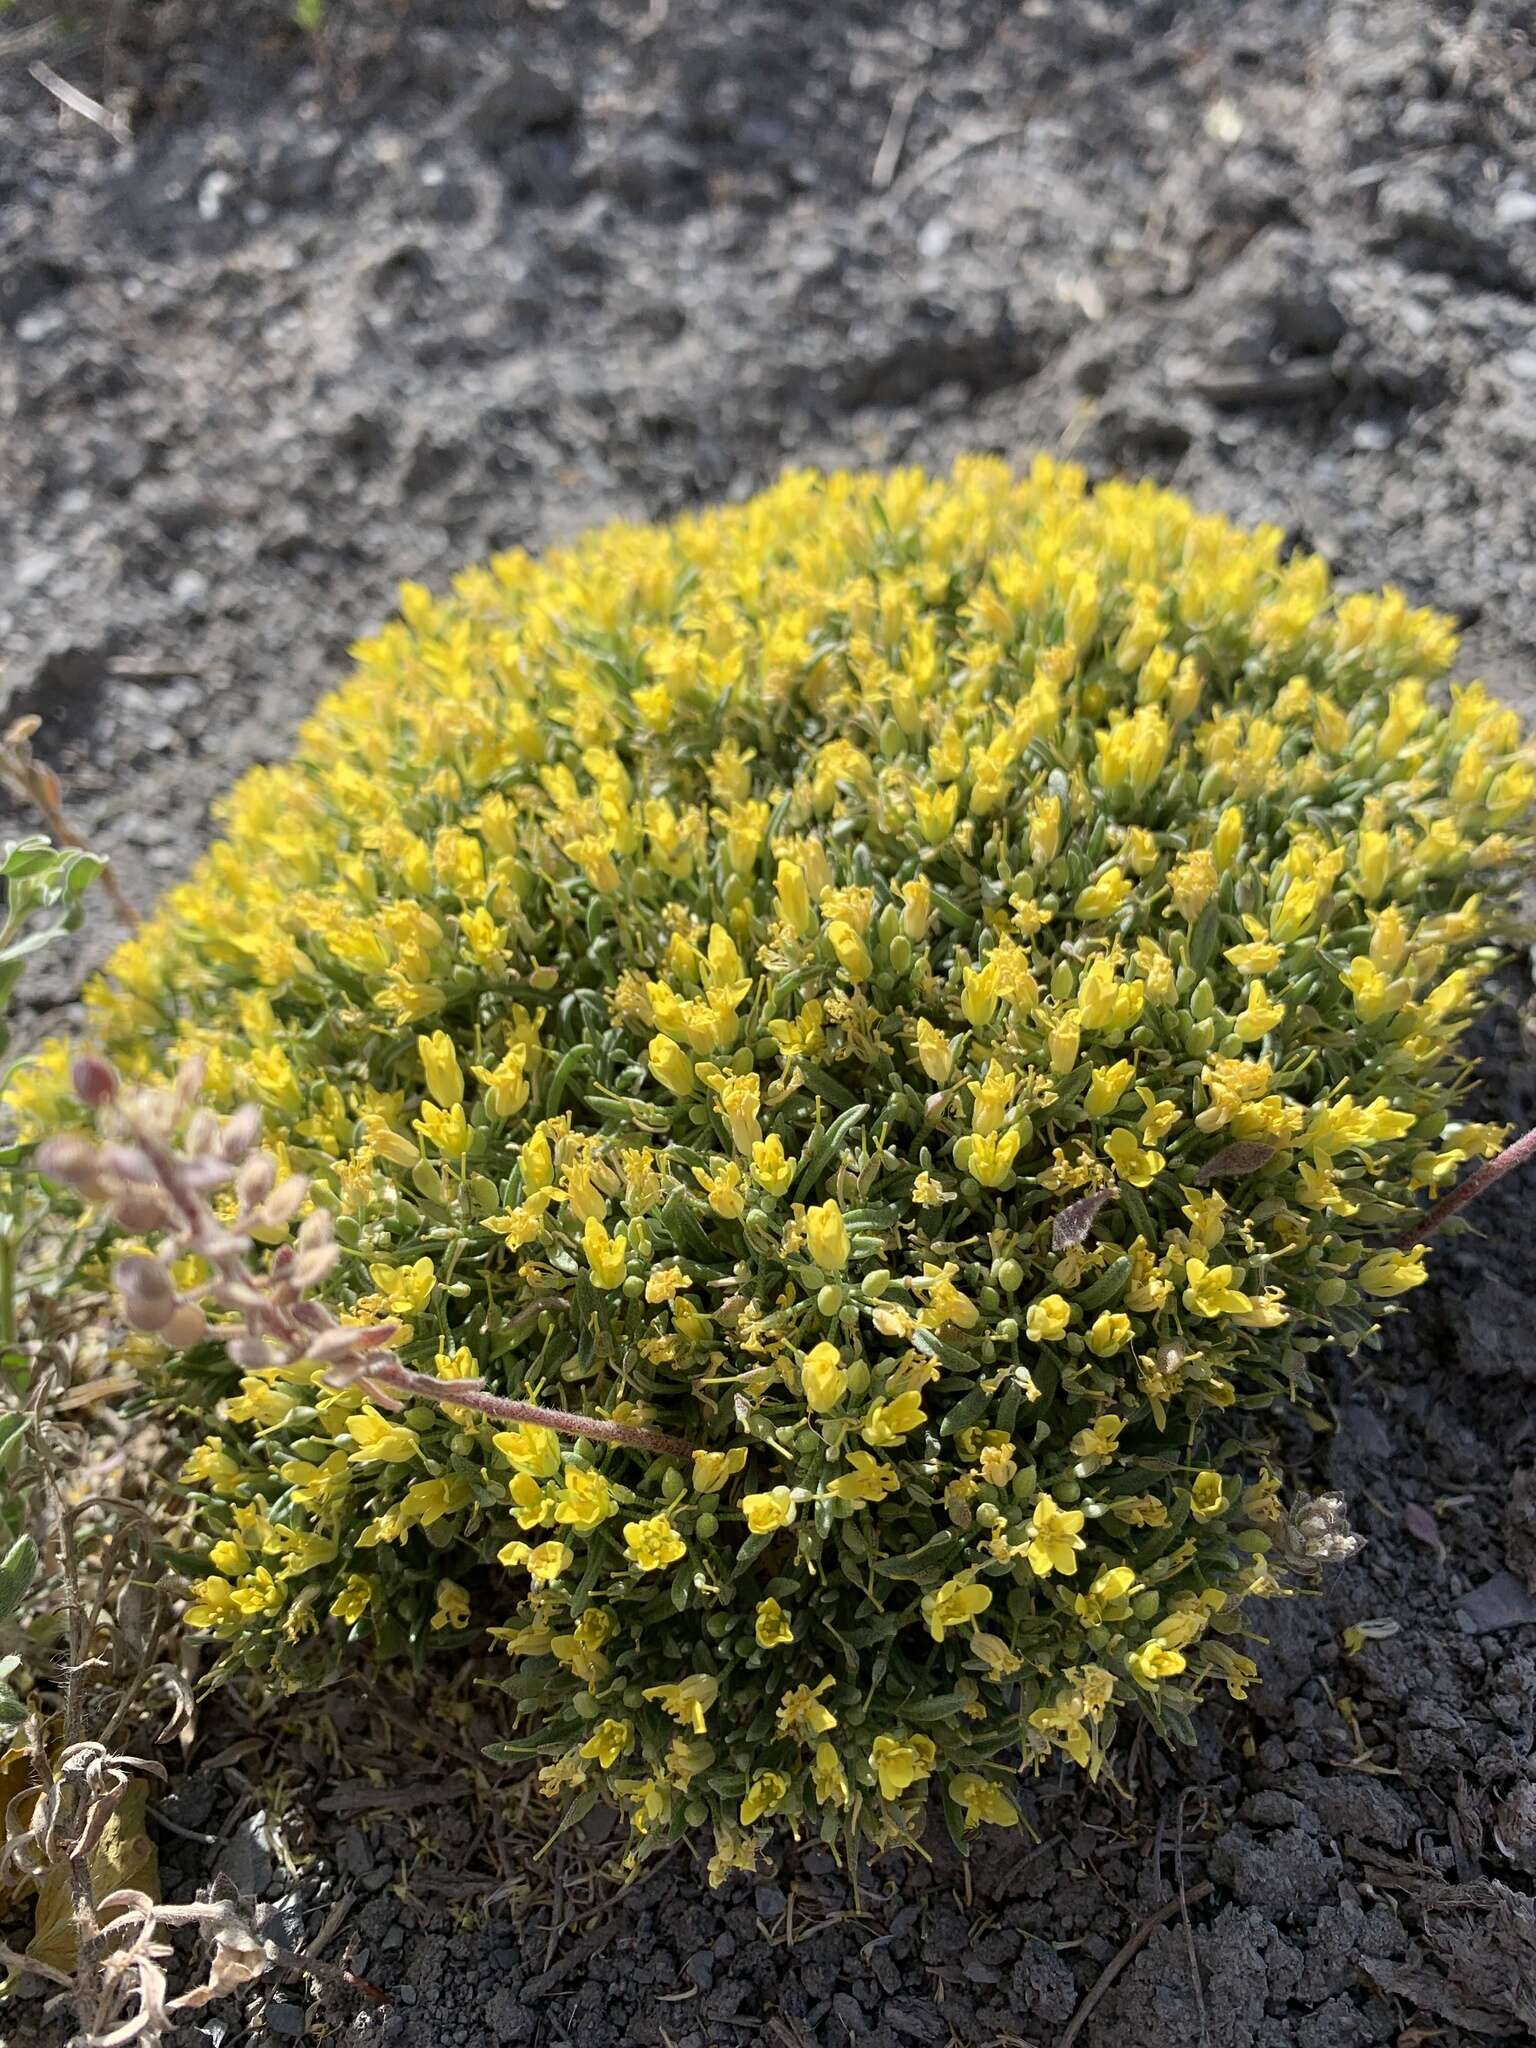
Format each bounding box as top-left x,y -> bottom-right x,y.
1397,1123 -> 1536,1245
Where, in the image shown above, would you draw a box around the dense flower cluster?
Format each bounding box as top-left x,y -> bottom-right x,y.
15,459 -> 1534,1875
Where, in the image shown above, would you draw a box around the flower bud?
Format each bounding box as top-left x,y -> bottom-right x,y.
71,1055 -> 118,1109
34,1135 -> 108,1198
163,1302 -> 209,1348
114,1254 -> 177,1334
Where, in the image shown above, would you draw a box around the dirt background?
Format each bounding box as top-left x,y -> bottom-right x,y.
3,1 -> 1536,2043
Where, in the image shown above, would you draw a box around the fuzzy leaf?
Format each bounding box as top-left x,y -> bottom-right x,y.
29,1777 -> 160,1975
1050,1184 -> 1119,1250
1195,1141 -> 1278,1182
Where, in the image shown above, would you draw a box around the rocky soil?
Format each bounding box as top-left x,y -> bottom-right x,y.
3,1 -> 1536,2043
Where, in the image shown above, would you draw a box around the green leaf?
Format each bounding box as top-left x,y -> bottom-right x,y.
0,1535 -> 39,1625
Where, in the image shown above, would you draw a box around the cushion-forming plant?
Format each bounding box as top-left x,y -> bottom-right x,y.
16,458 -> 1534,1876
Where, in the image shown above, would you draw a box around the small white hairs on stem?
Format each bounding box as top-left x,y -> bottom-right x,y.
37,1056 -> 691,1460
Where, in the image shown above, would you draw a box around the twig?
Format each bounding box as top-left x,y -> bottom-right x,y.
1058,1882 -> 1213,2048
870,77 -> 924,192
1396,1124 -> 1536,1245
1,718 -> 139,930
42,1057 -> 695,1462
28,59 -> 130,148
361,1358 -> 691,1458
883,122 -> 1031,211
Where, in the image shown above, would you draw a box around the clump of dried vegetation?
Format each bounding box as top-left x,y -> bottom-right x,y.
0,722 -> 357,2045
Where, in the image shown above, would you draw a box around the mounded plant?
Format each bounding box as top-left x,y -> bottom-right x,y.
15,458 -> 1535,1879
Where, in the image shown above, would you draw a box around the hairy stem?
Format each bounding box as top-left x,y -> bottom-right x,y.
1397,1123 -> 1536,1246
365,1358 -> 691,1458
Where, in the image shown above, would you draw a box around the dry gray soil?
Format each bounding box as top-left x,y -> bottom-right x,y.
3,2 -> 1536,2044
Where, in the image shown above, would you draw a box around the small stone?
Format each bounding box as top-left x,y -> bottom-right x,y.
683,1949 -> 713,1990
1352,421 -> 1396,452
832,1991 -> 867,2035
466,62 -> 576,146
753,1880 -> 786,1921
1455,1571 -> 1536,1634
263,2001 -> 305,2039
215,1811 -> 277,1898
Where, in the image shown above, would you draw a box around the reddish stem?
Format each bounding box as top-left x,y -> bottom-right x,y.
1397,1123 -> 1536,1246
363,1358 -> 691,1459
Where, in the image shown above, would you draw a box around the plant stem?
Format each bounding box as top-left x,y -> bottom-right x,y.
365,1358 -> 691,1459
1397,1123 -> 1536,1246
0,1233 -> 17,1350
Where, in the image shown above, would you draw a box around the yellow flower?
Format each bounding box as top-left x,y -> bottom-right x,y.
826,918 -> 872,981
1074,1564 -> 1139,1624
826,1451 -> 899,1504
527,1541 -> 573,1584
742,1486 -> 796,1534
755,1596 -> 794,1648
582,1214 -> 628,1289
811,1742 -> 849,1807
431,1578 -> 470,1632
1357,1245 -> 1429,1297
1236,979 -> 1285,1042
417,1029 -> 464,1107
968,1129 -> 1021,1188
346,1409 -> 419,1465
914,1018 -> 955,1084
368,1256 -> 435,1318
414,1099 -> 470,1157
1076,862 -> 1134,920
804,1198 -> 850,1272
493,1425 -> 562,1478
776,1678 -> 837,1742
1025,1293 -> 1071,1342
740,1770 -> 789,1826
693,1446 -> 748,1492
951,1774 -> 1019,1831
1128,1636 -> 1187,1684
643,1674 -> 719,1734
1025,1495 -> 1086,1577
869,1732 -> 935,1802
648,1034 -> 694,1095
1190,1470 -> 1226,1519
1071,1413 -> 1125,1460
554,1467 -> 615,1531
860,1390 -> 926,1446
750,1133 -> 795,1196
801,1341 -> 848,1413
1084,1059 -> 1135,1117
1182,1257 -> 1254,1317
921,1575 -> 993,1642
1169,848 -> 1218,922
472,1046 -> 529,1118
624,1513 -> 687,1572
1105,1127 -> 1163,1186
1048,1011 -> 1081,1074
329,1575 -> 373,1625
580,1718 -> 632,1767
1086,1310 -> 1132,1356
693,1158 -> 748,1219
